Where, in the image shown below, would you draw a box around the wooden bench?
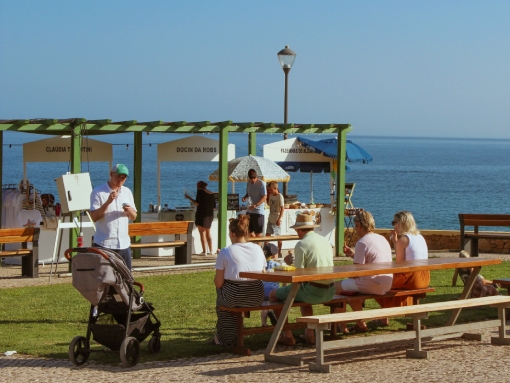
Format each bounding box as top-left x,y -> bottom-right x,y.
459,213 -> 510,257
297,295 -> 510,373
493,278 -> 510,295
129,221 -> 194,265
0,227 -> 40,278
220,287 -> 434,355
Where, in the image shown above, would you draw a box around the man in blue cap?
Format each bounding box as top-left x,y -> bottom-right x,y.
90,164 -> 137,269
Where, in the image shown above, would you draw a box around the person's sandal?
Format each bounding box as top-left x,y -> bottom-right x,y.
349,324 -> 369,333
277,334 -> 296,346
208,334 -> 221,345
267,310 -> 278,326
299,333 -> 316,345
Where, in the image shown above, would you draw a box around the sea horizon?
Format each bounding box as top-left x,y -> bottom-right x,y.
1,131 -> 509,232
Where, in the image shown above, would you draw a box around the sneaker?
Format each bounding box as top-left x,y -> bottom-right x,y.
267,310 -> 278,326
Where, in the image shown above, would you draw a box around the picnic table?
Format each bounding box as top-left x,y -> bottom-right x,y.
239,257 -> 503,368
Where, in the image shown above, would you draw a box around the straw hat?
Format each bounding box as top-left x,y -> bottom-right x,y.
290,212 -> 320,229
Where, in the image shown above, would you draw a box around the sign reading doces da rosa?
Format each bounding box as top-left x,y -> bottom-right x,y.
176,146 -> 217,153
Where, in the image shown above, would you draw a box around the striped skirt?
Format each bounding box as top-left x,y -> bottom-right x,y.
216,279 -> 264,347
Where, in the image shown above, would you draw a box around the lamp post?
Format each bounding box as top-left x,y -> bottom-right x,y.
277,45 -> 296,196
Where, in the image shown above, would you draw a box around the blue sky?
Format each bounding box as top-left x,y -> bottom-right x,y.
1,1 -> 509,138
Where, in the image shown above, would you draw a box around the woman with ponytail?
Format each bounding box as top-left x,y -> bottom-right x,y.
211,214 -> 266,346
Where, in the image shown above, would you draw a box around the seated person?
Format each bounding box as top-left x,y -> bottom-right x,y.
334,210 -> 393,333
269,213 -> 335,346
375,211 -> 431,322
261,243 -> 280,326
212,215 -> 266,346
458,250 -> 500,298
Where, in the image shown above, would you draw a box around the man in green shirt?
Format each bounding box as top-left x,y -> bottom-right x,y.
269,212 -> 334,346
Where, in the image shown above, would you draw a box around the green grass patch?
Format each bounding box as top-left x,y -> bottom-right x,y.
1,262 -> 509,364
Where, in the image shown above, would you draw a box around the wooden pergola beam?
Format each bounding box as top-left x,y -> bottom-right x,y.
0,118 -> 352,255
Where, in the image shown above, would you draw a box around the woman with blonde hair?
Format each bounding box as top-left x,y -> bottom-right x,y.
389,210 -> 429,289
374,211 -> 430,325
211,215 -> 265,346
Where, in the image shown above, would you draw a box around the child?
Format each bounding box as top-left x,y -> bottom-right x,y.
266,181 -> 285,256
261,243 -> 280,326
458,250 -> 500,297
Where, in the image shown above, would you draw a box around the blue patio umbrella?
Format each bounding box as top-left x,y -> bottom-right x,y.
291,136 -> 372,203
296,136 -> 373,163
277,162 -> 351,203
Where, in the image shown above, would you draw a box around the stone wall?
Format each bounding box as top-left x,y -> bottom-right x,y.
344,229 -> 510,254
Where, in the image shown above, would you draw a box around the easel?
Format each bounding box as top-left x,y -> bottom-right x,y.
48,210 -> 95,281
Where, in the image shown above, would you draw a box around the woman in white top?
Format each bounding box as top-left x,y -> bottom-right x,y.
390,210 -> 430,290
375,211 -> 431,325
212,214 -> 265,346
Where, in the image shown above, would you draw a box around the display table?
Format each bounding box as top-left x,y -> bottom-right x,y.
238,207 -> 336,251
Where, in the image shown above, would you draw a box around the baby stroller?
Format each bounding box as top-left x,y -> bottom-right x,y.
65,247 -> 161,367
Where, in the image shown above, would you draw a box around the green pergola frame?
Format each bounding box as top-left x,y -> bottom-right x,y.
0,118 -> 351,256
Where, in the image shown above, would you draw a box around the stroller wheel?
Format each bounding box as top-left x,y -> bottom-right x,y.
69,336 -> 90,366
120,336 -> 140,367
148,335 -> 161,354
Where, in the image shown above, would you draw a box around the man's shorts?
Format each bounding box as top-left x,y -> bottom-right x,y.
266,221 -> 278,235
275,282 -> 335,304
339,278 -> 361,292
248,213 -> 264,235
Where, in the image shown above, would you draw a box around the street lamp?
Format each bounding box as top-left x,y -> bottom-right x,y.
277,45 -> 296,196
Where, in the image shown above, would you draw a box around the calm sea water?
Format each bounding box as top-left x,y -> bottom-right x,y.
3,132 -> 510,231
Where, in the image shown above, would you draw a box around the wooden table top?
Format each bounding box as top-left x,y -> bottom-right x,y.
239,257 -> 501,283
247,235 -> 299,242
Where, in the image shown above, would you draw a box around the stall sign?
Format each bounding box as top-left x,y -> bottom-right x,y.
213,193 -> 239,211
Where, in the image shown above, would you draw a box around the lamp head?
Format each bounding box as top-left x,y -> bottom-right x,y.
277,45 -> 297,70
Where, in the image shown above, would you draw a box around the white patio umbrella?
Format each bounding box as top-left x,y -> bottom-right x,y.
208,155 -> 290,192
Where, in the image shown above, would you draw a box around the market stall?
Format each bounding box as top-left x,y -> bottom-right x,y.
149,136 -> 236,255
4,136 -> 113,265
259,138 -> 336,249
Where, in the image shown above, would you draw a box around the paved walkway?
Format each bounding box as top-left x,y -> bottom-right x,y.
2,326 -> 510,382
1,251 -> 510,382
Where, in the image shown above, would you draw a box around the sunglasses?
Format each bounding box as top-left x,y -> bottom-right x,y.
391,221 -> 397,225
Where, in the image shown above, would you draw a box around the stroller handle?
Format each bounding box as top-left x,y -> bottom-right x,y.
133,281 -> 145,294
64,247 -> 110,261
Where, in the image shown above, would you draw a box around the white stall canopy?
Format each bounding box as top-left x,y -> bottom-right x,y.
23,136 -> 113,180
157,136 -> 235,206
263,137 -> 331,162
263,137 -> 334,204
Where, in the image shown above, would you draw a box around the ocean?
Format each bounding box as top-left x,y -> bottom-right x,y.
2,132 -> 509,231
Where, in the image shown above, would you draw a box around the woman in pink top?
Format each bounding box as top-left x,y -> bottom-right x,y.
334,211 -> 393,332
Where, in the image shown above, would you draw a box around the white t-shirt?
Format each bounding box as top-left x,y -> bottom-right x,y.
404,233 -> 428,260
353,232 -> 393,294
215,242 -> 266,281
90,182 -> 136,249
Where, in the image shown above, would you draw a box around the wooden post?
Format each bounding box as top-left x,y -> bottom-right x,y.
133,131 -> 143,258
218,125 -> 230,249
335,128 -> 348,256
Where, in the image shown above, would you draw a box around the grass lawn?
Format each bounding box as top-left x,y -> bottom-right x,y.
1,261 -> 509,365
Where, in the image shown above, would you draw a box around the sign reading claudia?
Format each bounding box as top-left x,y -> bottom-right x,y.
46,146 -> 93,153
23,137 -> 112,163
